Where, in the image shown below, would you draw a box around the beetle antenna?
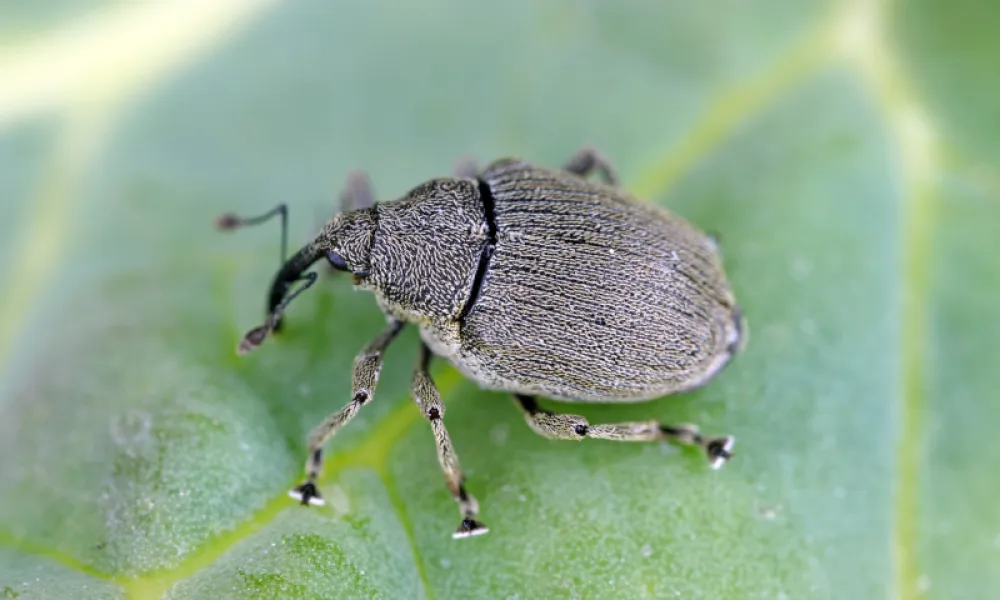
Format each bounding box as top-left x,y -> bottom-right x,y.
235,241 -> 326,354
216,204 -> 329,353
238,269 -> 318,355
215,203 -> 289,265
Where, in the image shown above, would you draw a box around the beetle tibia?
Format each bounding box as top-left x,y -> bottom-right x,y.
705,436 -> 735,470
452,518 -> 489,539
288,481 -> 324,506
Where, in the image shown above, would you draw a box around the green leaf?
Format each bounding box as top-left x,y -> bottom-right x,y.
1,1 -> 997,598
164,470 -> 427,600
0,549 -> 122,600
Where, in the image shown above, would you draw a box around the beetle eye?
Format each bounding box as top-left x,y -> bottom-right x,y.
326,250 -> 348,271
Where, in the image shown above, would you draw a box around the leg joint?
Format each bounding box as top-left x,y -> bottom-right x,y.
516,394 -> 548,416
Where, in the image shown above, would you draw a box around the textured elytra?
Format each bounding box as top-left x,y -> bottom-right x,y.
455,158 -> 742,402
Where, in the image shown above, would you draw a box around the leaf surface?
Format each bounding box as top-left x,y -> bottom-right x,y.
0,1 -> 996,598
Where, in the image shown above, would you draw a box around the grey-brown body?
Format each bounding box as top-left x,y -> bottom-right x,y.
222,149 -> 744,539
406,158 -> 743,402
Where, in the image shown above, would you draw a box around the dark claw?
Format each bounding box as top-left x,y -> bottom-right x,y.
452,518 -> 489,539
237,325 -> 271,355
289,481 -> 324,506
705,436 -> 735,470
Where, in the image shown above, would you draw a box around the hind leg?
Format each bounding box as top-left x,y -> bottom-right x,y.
562,146 -> 618,186
513,395 -> 734,469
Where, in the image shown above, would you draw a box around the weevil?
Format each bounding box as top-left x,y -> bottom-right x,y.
217,148 -> 746,539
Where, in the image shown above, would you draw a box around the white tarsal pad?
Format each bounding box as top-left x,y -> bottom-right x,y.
287,488 -> 326,506
710,436 -> 736,470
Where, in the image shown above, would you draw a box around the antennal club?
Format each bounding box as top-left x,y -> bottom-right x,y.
237,271 -> 318,355
215,203 -> 289,265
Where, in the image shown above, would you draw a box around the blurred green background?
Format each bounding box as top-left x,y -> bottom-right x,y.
1,0 -> 998,598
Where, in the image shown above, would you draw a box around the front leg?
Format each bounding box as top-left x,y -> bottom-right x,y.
324,171 -> 377,273
337,170 -> 376,213
412,343 -> 488,538
288,318 -> 404,505
451,155 -> 480,179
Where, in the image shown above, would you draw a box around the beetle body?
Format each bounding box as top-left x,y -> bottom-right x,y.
222,149 -> 744,538
447,159 -> 741,401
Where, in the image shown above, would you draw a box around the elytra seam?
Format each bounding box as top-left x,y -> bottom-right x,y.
458,179 -> 498,322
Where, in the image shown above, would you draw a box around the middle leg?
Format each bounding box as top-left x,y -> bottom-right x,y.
412,343 -> 488,538
338,170 -> 376,213
513,394 -> 734,469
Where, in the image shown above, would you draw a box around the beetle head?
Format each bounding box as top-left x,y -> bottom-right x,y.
314,208 -> 377,279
